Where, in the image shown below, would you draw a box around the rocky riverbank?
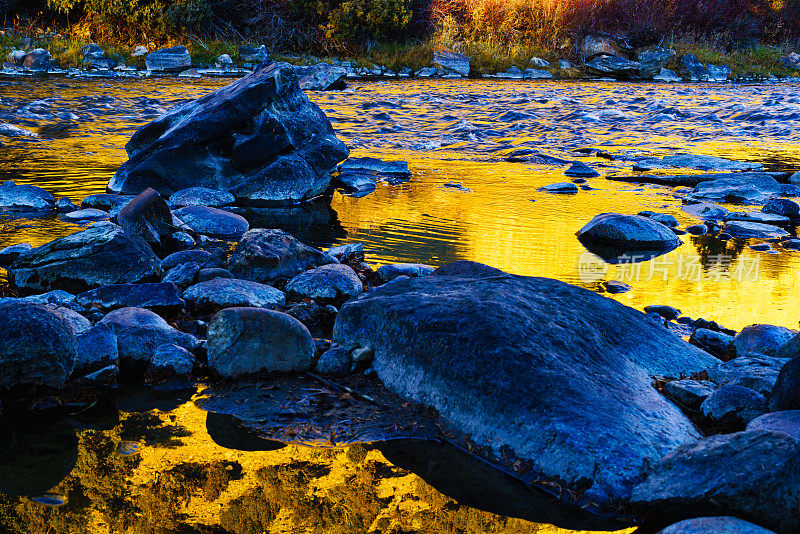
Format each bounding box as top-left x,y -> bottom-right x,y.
4,33 -> 800,84
2,59 -> 800,534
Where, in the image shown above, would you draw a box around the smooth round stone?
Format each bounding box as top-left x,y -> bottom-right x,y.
701,384 -> 767,426
762,197 -> 800,219
315,345 -> 352,377
183,278 -> 286,313
686,224 -> 706,235
207,307 -> 315,378
0,302 -> 77,388
747,410 -> 800,441
285,263 -> 363,304
724,211 -> 790,225
376,263 -> 435,283
656,516 -> 777,534
173,206 -> 249,239
576,213 -> 682,250
169,187 -> 235,207
650,213 -> 679,227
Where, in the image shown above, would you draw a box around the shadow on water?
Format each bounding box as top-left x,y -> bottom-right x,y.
0,420 -> 78,497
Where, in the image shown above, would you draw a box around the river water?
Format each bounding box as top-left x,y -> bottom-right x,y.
0,76 -> 798,532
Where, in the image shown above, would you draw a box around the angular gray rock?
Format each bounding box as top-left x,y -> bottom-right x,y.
163,262 -> 200,289
108,63 -> 349,205
76,283 -> 185,314
663,379 -> 716,409
637,48 -> 676,79
227,228 -> 336,283
182,278 -> 285,313
677,54 -> 709,81
733,324 -> 795,357
172,206 -> 249,239
339,157 -> 411,179
656,517 -> 776,534
145,46 -> 191,72
722,221 -> 789,239
565,161 -> 600,177
207,307 -> 315,378
145,343 -> 194,387
762,198 -> 800,219
585,55 -> 641,78
7,222 -> 162,294
162,249 -> 225,271
61,208 -> 109,222
239,45 -> 269,63
769,355 -> 800,411
22,48 -> 51,71
0,180 -> 54,211
724,211 -> 790,225
706,64 -> 732,82
82,43 -> 113,70
689,328 -> 733,358
631,430 -> 800,533
116,188 -> 173,247
376,263 -> 435,282
285,263 -> 362,305
522,68 -> 553,79
169,187 -> 235,208
681,202 -> 729,221
0,302 -> 77,389
634,154 -> 762,172
700,384 -> 767,427
707,354 -> 789,395
333,261 -> 718,505
81,194 -> 134,213
686,173 -> 797,205
295,63 -> 347,91
576,213 -> 682,251
99,307 -> 198,368
433,51 -> 470,77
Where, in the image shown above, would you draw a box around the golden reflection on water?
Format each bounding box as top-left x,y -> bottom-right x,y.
4,76 -> 799,532
0,397 -> 635,533
2,78 -> 800,329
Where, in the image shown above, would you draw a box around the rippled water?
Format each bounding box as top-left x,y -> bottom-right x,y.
4,75 -> 800,532
3,77 -> 800,330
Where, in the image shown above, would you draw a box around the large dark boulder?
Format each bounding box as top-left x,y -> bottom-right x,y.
332,261 -> 718,505
227,228 -> 336,283
0,302 -> 77,389
631,430 -> 800,533
585,55 -> 641,78
637,48 -> 676,79
107,62 -> 348,205
7,222 -> 162,294
576,213 -> 682,251
686,174 -> 798,205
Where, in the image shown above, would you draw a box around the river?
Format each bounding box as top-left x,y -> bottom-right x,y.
0,75 -> 798,532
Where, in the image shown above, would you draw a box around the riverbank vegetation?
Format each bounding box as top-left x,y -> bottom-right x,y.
2,0 -> 800,76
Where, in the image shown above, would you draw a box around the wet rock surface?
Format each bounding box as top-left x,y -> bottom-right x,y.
333,261 -> 716,505
7,222 -> 162,294
108,62 -> 348,205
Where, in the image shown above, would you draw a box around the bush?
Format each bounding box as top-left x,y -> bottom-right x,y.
325,0 -> 412,43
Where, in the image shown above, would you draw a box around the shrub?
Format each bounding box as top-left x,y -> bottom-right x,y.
325,0 -> 412,43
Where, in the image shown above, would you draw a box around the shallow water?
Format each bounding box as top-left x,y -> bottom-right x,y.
2,77 -> 800,330
0,76 -> 799,531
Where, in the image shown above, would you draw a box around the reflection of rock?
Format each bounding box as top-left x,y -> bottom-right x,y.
333,261 -> 716,506
243,203 -> 346,245
0,421 -> 78,496
205,412 -> 285,451
377,439 -> 633,531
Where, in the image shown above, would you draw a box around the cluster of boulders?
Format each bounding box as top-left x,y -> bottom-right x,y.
580,34 -> 732,81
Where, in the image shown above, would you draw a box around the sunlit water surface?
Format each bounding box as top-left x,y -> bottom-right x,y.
1,76 -> 800,532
